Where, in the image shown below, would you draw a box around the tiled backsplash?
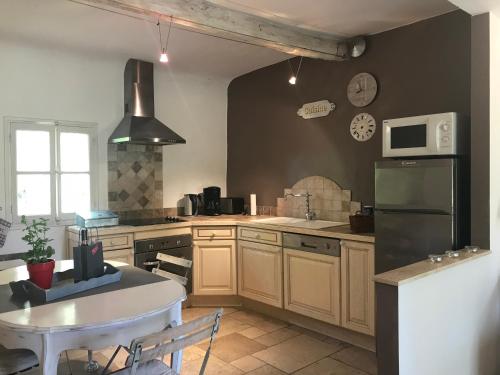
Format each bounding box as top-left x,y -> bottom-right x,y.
108,144 -> 163,211
276,176 -> 361,222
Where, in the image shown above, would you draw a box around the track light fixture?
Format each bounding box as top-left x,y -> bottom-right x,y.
157,17 -> 173,63
288,56 -> 303,85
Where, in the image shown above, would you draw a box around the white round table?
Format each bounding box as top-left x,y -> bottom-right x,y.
0,260 -> 186,375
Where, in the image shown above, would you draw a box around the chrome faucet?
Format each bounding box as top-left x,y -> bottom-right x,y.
284,192 -> 315,221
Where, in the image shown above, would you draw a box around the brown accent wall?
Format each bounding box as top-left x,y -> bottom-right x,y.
227,11 -> 471,207
470,14 -> 490,248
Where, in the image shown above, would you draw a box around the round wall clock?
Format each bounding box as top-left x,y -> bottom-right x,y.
350,113 -> 376,142
347,72 -> 378,107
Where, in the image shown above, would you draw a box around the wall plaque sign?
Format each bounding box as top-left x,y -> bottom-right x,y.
297,100 -> 335,119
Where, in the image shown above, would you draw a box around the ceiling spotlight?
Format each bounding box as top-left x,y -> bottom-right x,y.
287,56 -> 303,85
160,49 -> 169,63
157,18 -> 173,64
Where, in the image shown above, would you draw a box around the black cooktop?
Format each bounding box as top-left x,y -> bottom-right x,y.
120,216 -> 186,226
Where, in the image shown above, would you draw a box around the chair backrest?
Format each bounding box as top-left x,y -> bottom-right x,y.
152,253 -> 193,286
126,308 -> 223,372
0,253 -> 25,271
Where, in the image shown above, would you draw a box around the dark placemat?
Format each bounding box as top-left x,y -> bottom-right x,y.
0,266 -> 170,314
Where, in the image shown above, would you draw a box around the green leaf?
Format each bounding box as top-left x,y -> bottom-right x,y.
20,216 -> 55,264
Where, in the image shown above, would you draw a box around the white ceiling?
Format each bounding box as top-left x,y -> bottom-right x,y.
0,0 -> 288,79
448,0 -> 500,15
0,0 -> 458,79
208,0 -> 458,37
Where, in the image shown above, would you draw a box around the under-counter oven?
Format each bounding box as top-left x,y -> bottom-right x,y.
134,234 -> 193,293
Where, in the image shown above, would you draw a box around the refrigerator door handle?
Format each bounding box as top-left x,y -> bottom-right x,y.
374,208 -> 452,215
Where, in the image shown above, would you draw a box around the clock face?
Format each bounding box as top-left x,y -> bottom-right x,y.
350,113 -> 376,142
347,73 -> 378,107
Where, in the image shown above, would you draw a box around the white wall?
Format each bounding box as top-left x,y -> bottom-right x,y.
155,70 -> 228,207
398,254 -> 500,375
488,12 -> 500,371
489,13 -> 500,248
0,37 -> 228,259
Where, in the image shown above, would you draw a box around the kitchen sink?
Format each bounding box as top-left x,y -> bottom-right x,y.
254,217 -> 305,225
254,217 -> 347,229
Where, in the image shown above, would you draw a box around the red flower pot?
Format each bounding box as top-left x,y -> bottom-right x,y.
27,259 -> 55,289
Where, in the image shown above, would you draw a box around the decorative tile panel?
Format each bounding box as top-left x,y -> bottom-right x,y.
276,176 -> 361,222
108,144 -> 163,211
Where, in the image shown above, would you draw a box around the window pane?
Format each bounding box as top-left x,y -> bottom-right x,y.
60,132 -> 89,172
61,173 -> 90,214
16,130 -> 51,172
17,174 -> 51,216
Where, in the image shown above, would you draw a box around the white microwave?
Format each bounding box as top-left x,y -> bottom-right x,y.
382,112 -> 463,158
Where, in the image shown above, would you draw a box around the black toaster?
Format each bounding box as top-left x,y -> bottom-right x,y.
220,197 -> 245,215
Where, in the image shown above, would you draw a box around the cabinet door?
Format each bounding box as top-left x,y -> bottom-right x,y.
238,240 -> 283,308
193,240 -> 237,295
283,248 -> 340,325
103,248 -> 134,265
341,240 -> 375,336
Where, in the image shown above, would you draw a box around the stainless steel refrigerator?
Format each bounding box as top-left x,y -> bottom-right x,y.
374,158 -> 469,274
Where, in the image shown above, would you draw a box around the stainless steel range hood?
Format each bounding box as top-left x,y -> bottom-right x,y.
108,59 -> 186,145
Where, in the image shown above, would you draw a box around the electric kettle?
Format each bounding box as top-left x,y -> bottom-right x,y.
183,194 -> 198,216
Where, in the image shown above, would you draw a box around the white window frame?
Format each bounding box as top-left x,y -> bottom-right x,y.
3,117 -> 99,225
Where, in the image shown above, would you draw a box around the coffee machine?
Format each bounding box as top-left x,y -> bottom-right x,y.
203,186 -> 221,216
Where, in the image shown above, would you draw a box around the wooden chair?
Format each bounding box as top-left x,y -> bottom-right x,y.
102,308 -> 223,375
0,345 -> 39,375
151,253 -> 193,288
0,252 -> 25,271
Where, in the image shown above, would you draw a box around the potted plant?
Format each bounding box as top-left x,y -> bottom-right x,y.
21,215 -> 55,289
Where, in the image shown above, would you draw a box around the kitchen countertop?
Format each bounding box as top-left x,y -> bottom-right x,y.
67,215 -> 375,243
373,249 -> 491,286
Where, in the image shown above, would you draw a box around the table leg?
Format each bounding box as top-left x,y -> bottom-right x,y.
40,334 -> 60,375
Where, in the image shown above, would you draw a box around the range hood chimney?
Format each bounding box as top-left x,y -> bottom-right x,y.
108,59 -> 186,145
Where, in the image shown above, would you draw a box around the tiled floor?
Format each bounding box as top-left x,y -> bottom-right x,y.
59,307 -> 376,375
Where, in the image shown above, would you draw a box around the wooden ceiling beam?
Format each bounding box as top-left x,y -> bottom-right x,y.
75,0 -> 348,60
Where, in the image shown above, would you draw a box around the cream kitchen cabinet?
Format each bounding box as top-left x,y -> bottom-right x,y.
238,240 -> 283,308
238,226 -> 282,246
66,230 -> 134,264
193,239 -> 237,295
193,226 -> 236,240
340,240 -> 375,336
283,248 -> 341,325
103,248 -> 134,265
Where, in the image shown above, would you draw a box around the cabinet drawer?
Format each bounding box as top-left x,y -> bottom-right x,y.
238,226 -> 282,246
193,226 -> 236,240
99,234 -> 133,250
